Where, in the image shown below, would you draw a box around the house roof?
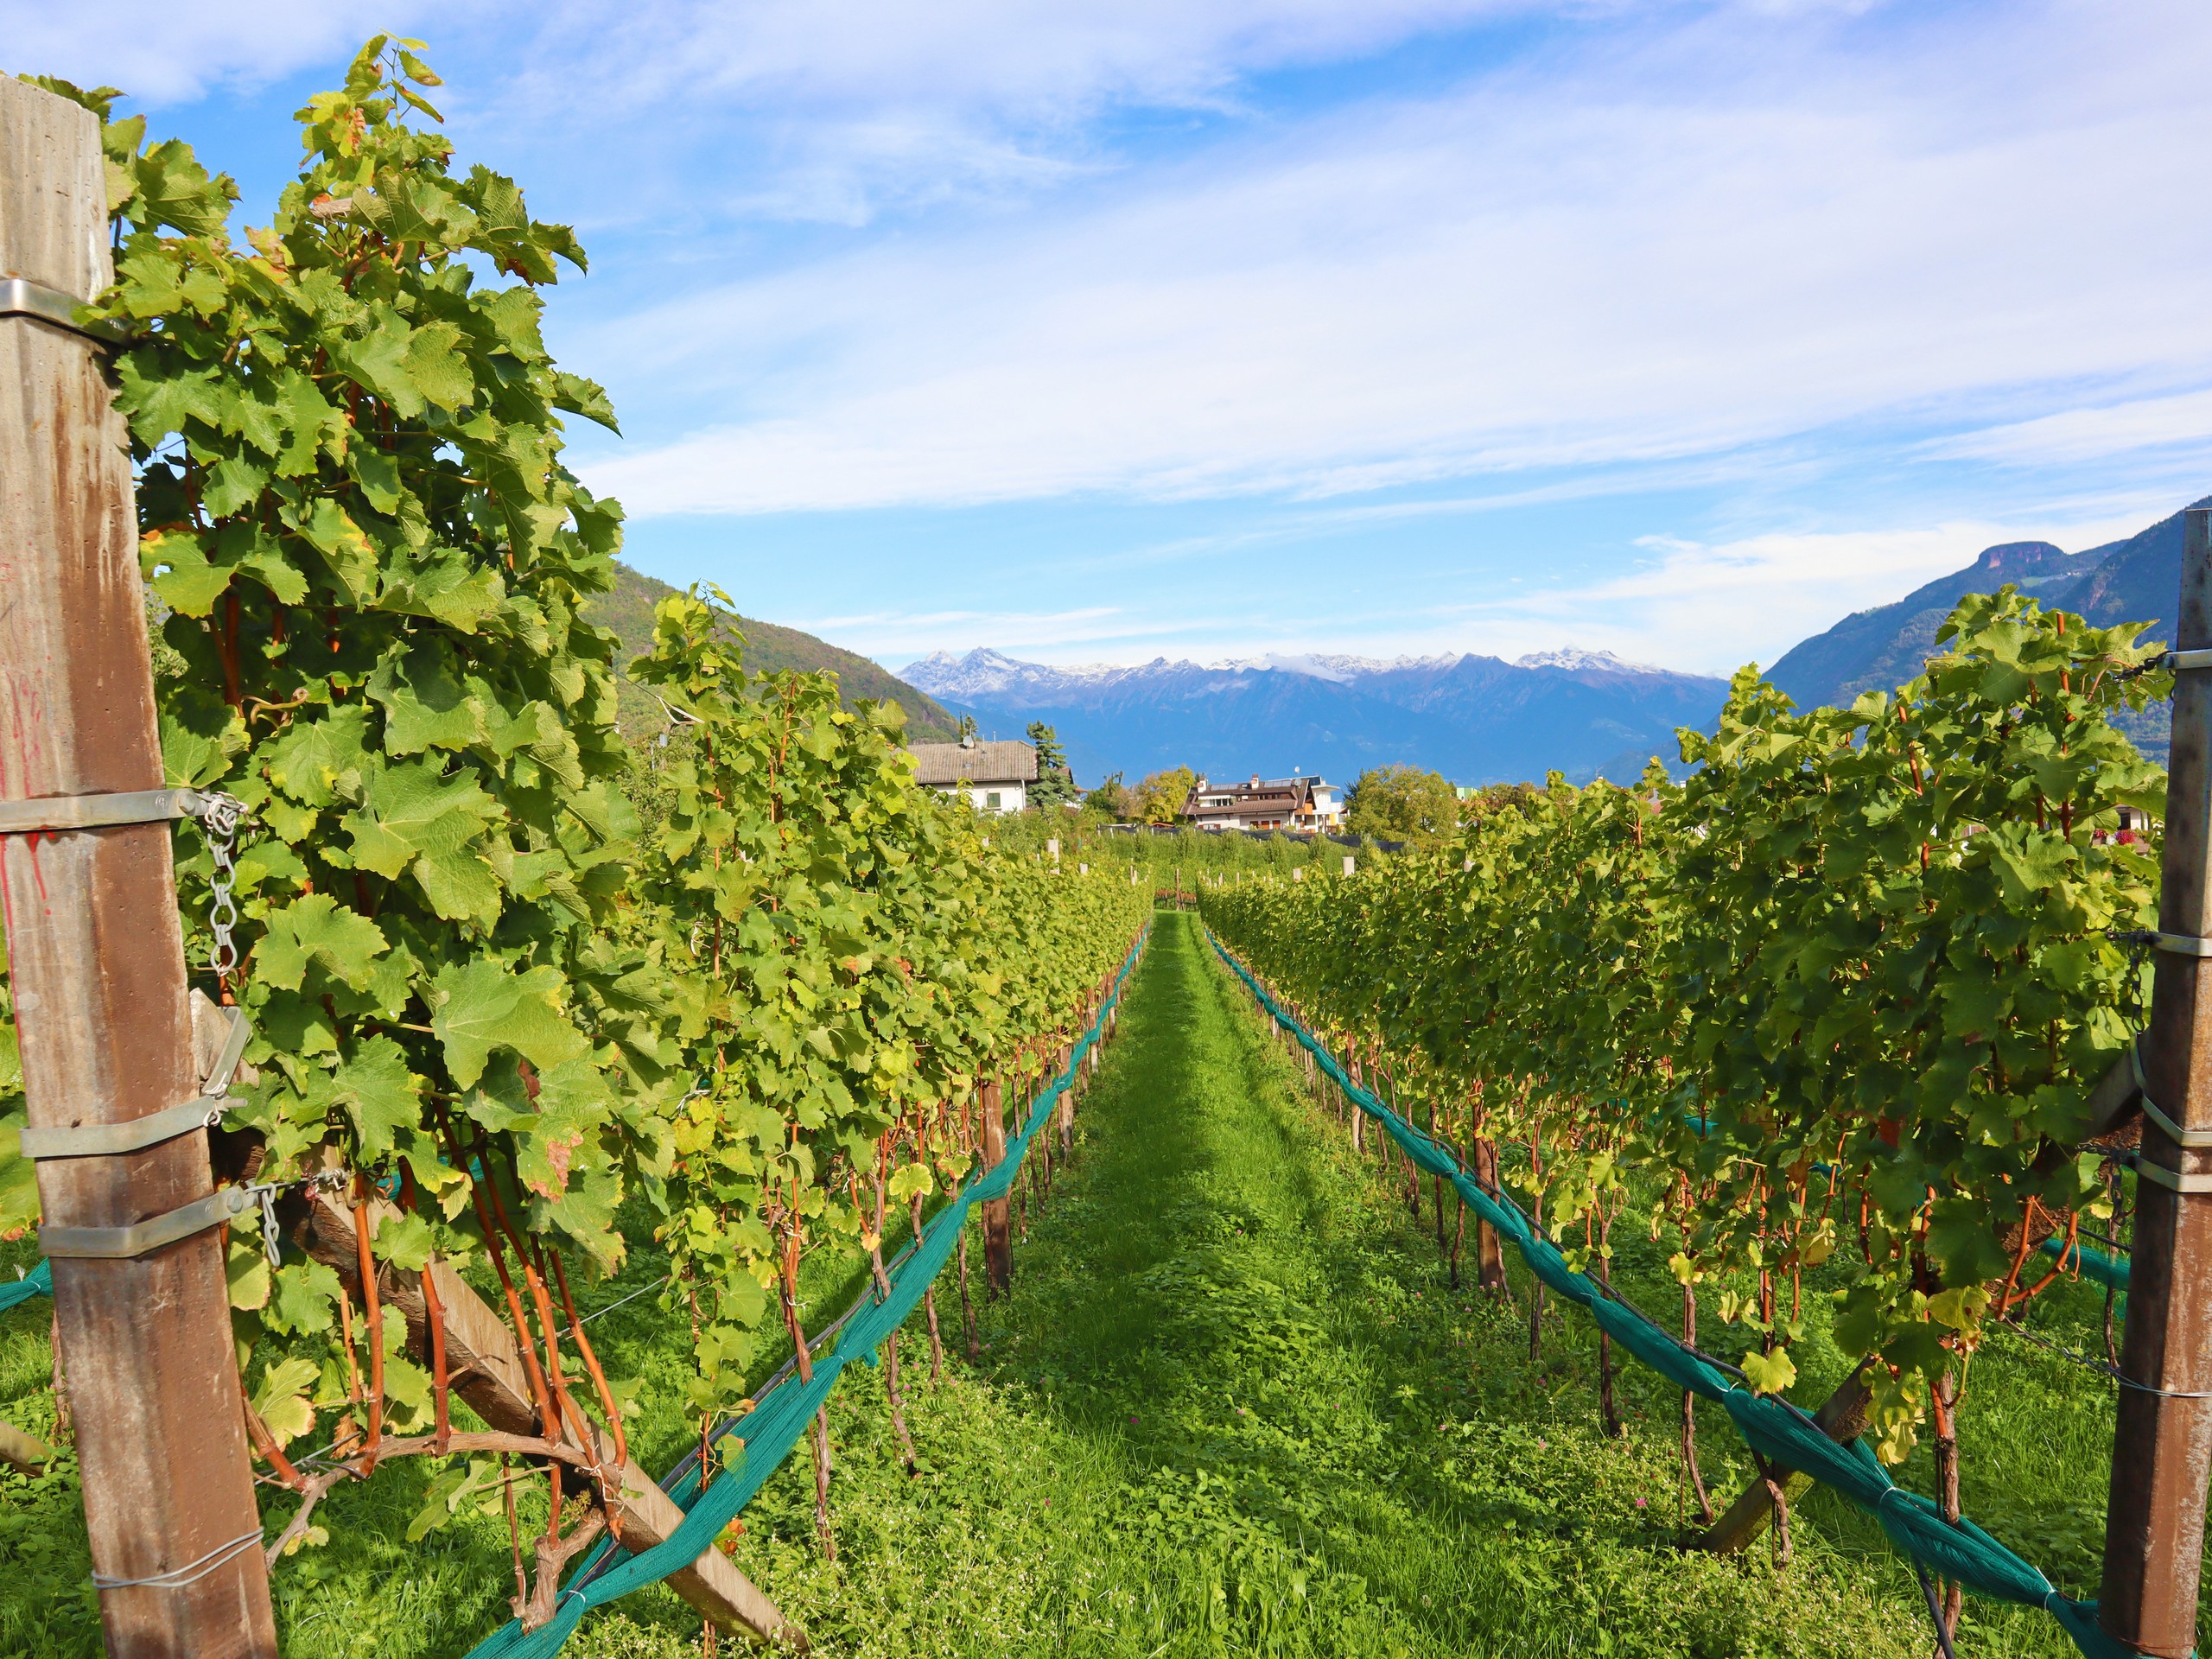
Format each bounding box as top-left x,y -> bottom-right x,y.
1182,775 -> 1333,819
908,740 -> 1039,786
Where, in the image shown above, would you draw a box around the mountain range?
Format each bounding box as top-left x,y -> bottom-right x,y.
900,646 -> 1727,788
899,493 -> 2209,785
588,493 -> 2204,789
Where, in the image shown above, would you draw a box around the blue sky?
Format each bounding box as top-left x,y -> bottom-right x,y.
15,0 -> 2212,677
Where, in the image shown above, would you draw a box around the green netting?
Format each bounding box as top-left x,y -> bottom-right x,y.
0,1261 -> 49,1316
461,925 -> 1150,1659
1207,929 -> 2133,1659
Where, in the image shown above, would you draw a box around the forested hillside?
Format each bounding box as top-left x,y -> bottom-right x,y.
591,561 -> 960,740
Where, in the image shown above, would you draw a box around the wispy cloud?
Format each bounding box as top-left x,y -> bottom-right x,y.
575,1 -> 2212,518
24,0 -> 2212,681
1927,389 -> 2212,467
2,0 -> 438,103
1288,508 -> 2170,674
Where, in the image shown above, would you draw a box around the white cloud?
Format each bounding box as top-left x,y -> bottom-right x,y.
1928,390 -> 2212,467
575,0 -> 2212,517
1287,509 -> 2167,674
1,1 -> 435,103
791,604 -> 1129,658
536,0 -> 1518,117
880,504 -> 2168,676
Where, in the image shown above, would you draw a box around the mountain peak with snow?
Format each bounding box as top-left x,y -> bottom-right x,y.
902,645 -> 1688,702
1513,647 -> 1666,675
893,644 -> 1726,790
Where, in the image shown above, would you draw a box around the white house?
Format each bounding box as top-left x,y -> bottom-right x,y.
1181,774 -> 1344,832
908,734 -> 1039,814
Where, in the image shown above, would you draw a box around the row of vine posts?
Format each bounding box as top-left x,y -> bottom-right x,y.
1203,510 -> 2212,1659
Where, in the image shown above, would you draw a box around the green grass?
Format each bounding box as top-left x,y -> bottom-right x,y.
0,912 -> 2162,1656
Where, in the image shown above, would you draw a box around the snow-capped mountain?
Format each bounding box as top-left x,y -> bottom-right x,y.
1512,647 -> 1668,675
899,648 -> 1128,702
898,647 -> 1726,787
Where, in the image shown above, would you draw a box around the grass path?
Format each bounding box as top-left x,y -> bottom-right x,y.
0,911 -> 2132,1656
651,912 -> 1979,1659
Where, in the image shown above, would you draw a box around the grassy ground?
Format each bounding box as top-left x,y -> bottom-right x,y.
0,911 -> 2159,1656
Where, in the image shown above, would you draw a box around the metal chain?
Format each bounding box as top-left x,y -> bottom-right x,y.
191,791 -> 249,982
2107,927 -> 2158,1025
246,1169 -> 347,1269
2109,651 -> 2178,683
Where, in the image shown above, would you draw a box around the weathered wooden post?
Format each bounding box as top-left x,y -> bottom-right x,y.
0,79 -> 277,1655
980,1077 -> 1011,1294
1055,1043 -> 1076,1160
2101,505 -> 2212,1656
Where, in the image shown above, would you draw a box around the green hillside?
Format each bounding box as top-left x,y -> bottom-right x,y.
588,561 -> 960,740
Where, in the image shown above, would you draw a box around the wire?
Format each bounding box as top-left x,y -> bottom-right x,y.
577,1280 -> 664,1326
92,1529 -> 264,1590
1989,1316 -> 2212,1400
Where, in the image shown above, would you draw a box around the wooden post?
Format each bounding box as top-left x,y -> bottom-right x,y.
2101,505 -> 2212,1656
0,79 -> 278,1655
1056,1045 -> 1075,1161
980,1078 -> 1011,1294
1697,1367 -> 1872,1554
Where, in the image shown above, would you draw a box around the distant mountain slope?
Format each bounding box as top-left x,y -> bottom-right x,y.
1764,540 -> 2107,712
2060,495 -> 2212,633
2050,497 -> 2212,765
588,564 -> 959,740
1758,494 -> 2210,766
900,648 -> 1727,787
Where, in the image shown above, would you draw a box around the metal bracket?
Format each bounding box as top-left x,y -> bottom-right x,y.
2164,649 -> 2212,672
17,1006 -> 247,1160
18,1098 -> 224,1161
2133,1160 -> 2212,1195
0,276 -> 124,345
2153,933 -> 2212,958
2131,1041 -> 2212,1149
0,787 -> 215,836
40,1185 -> 257,1260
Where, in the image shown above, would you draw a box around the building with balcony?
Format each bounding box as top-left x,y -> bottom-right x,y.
1181,773 -> 1344,832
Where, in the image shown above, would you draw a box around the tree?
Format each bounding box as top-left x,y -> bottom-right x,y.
1027,721 -> 1078,811
1084,771 -> 1130,817
1135,766 -> 1198,826
1459,781 -> 1539,825
1345,765 -> 1460,846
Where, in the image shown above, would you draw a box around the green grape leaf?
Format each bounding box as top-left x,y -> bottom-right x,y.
251,1357 -> 321,1448
255,893 -> 389,992
301,1037 -> 423,1160
372,1211 -> 437,1273
429,959 -> 588,1089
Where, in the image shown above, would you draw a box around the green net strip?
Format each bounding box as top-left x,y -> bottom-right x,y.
0,1260 -> 49,1316
1206,927 -> 2132,1659
460,925 -> 1151,1658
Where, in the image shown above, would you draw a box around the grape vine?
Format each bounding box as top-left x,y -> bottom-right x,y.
2,42 -> 1148,1626
1203,589 -> 2165,1478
